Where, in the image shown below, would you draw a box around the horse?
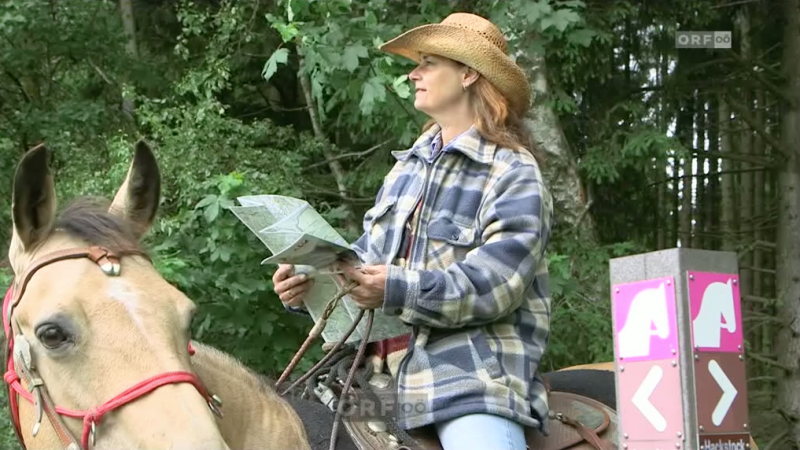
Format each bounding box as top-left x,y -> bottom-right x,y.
3,141 -> 310,449
2,141 -> 757,450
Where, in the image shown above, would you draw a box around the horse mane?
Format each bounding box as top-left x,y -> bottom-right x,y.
54,196 -> 148,257
188,342 -> 284,398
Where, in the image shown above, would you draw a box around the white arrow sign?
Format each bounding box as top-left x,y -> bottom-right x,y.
708,359 -> 737,425
632,365 -> 667,431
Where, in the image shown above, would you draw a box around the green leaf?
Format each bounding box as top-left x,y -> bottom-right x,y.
204,199 -> 220,223
195,194 -> 217,209
342,43 -> 368,73
567,28 -> 596,47
542,9 -> 581,32
522,0 -> 552,24
262,48 -> 290,81
274,22 -> 299,42
392,74 -> 411,99
555,0 -> 586,7
360,76 -> 386,115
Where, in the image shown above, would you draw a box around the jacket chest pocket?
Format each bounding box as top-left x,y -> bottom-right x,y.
366,197 -> 396,231
424,217 -> 477,269
359,197 -> 398,264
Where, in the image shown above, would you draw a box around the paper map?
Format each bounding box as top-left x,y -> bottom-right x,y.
229,195 -> 410,344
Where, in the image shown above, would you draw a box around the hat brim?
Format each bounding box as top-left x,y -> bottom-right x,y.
379,23 -> 531,115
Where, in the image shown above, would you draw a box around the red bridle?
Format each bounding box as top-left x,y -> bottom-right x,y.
2,246 -> 221,450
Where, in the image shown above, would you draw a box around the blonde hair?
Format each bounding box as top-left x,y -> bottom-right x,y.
422,69 -> 544,164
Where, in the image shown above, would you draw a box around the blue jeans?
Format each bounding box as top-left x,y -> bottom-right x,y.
435,413 -> 527,450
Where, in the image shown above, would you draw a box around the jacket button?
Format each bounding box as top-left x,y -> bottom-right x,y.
452,234 -> 459,240
394,308 -> 403,315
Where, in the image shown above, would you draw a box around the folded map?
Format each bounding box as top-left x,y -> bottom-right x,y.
229,195 -> 410,344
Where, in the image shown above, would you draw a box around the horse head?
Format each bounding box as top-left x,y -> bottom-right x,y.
5,142 -> 230,450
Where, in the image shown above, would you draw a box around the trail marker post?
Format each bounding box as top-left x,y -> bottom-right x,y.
610,248 -> 751,450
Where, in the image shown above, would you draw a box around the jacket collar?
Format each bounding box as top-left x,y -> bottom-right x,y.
391,123 -> 497,165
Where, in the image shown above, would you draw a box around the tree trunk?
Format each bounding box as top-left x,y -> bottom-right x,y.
695,94 -> 707,249
657,49 -> 668,249
737,5 -> 755,318
677,91 -> 695,248
524,52 -> 597,242
297,55 -> 358,236
718,95 -> 736,251
753,88 -> 768,360
707,97 -> 720,250
775,0 -> 800,443
118,0 -> 138,118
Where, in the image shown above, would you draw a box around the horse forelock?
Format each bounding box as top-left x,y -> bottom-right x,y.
52,195 -> 148,257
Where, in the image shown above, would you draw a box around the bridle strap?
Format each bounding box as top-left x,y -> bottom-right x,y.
6,338 -> 81,449
3,246 -> 218,450
77,371 -> 212,449
6,246 -> 138,324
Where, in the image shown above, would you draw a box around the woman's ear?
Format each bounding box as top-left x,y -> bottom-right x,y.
462,67 -> 480,89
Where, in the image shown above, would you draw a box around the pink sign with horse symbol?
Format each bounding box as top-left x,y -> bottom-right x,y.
687,271 -> 743,353
613,277 -> 679,362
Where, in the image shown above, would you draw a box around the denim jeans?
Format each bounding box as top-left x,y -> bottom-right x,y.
435,413 -> 527,450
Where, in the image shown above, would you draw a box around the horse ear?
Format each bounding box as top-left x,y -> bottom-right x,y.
11,144 -> 57,252
109,139 -> 161,239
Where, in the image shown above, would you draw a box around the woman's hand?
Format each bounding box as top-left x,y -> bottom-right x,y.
272,264 -> 314,308
339,263 -> 388,310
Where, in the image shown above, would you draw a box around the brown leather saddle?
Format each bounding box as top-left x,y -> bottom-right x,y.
338,373 -> 618,450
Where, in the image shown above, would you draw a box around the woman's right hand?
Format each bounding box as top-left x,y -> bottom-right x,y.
272,264 -> 315,308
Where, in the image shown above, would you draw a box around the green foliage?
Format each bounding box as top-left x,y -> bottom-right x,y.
540,235 -> 648,370
1,0 -> 781,447
0,0 -> 628,398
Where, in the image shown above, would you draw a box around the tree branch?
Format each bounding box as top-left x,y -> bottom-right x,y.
303,139 -> 391,171
692,149 -> 777,168
299,60 -> 347,191
87,58 -> 115,85
3,71 -> 31,103
728,47 -> 787,89
725,94 -> 791,157
746,352 -> 793,372
299,185 -> 376,204
297,54 -> 357,233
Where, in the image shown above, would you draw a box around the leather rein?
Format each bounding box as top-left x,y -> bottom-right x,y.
2,245 -> 222,450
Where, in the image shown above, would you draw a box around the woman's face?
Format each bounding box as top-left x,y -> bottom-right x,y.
408,53 -> 470,115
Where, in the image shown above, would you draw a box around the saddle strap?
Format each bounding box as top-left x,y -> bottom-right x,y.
553,412 -> 611,450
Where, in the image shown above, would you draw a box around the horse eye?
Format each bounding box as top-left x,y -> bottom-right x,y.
36,325 -> 71,349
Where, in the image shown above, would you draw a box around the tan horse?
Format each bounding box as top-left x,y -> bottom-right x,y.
4,142 -> 310,450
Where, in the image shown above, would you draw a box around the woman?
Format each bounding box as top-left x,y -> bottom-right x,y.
272,12 -> 553,450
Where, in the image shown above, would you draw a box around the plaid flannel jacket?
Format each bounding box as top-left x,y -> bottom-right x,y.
351,123 -> 554,433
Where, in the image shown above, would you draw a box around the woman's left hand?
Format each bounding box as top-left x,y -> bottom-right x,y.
340,264 -> 388,309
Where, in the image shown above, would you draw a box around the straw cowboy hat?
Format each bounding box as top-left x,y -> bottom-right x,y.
379,12 -> 532,116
